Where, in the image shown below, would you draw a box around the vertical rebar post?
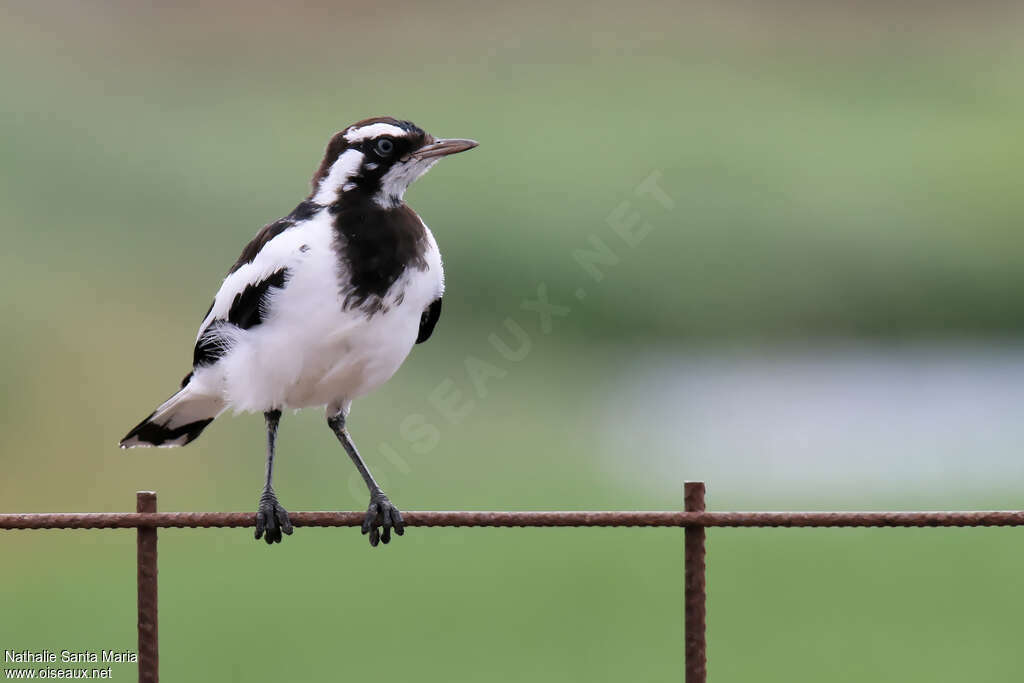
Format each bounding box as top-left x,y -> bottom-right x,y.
684,482 -> 707,683
137,492 -> 158,683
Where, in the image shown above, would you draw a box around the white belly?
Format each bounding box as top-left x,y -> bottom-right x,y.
206,210 -> 444,415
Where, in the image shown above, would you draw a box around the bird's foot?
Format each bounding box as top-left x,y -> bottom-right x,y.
255,489 -> 293,545
362,493 -> 404,547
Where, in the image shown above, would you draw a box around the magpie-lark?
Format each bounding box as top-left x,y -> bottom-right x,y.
120,117 -> 477,546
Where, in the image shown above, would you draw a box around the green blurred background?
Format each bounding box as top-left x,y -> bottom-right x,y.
2,2 -> 1024,681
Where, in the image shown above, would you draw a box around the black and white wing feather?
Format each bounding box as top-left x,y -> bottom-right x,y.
120,208 -> 312,449
192,201 -> 320,369
416,298 -> 442,343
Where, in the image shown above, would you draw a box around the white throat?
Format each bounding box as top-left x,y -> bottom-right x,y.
372,157 -> 439,209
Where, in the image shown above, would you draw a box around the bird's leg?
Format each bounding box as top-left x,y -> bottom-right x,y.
327,411 -> 404,547
255,409 -> 293,544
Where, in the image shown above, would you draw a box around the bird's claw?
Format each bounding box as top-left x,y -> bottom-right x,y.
362,494 -> 404,547
255,490 -> 293,545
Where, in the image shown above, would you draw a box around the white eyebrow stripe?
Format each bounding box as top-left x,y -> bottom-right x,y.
343,123 -> 407,142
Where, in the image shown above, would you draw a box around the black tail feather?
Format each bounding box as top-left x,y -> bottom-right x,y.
120,414 -> 214,448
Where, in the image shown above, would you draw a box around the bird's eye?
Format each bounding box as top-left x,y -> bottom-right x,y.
375,138 -> 394,156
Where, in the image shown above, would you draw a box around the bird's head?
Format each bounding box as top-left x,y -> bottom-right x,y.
309,117 -> 477,209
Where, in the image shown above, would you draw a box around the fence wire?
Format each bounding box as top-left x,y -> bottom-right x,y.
3,509 -> 1024,530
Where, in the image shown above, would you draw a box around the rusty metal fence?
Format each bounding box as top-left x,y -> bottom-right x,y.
4,481 -> 1024,682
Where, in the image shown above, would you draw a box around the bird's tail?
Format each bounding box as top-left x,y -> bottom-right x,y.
120,384 -> 224,448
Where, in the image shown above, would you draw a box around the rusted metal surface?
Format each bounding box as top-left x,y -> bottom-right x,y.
136,492 -> 158,683
4,509 -> 1024,530
684,482 -> 707,683
5,486 -> 1024,683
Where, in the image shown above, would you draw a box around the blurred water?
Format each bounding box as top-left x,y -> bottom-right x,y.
606,342 -> 1024,507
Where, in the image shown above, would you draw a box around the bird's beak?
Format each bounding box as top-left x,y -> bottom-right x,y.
412,138 -> 479,161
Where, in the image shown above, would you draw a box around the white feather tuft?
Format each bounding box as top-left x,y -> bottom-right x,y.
312,148 -> 364,204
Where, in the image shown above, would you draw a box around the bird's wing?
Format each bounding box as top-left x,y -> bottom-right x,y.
192,206 -> 318,367
226,200 -> 317,276
416,297 -> 442,343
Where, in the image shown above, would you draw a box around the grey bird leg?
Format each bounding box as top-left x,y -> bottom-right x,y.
255,409 -> 293,544
327,411 -> 404,547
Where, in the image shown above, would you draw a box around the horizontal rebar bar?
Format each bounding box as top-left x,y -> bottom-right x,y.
3,509 -> 1024,530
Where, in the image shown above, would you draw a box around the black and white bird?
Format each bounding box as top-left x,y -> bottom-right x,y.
120,117 -> 477,546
